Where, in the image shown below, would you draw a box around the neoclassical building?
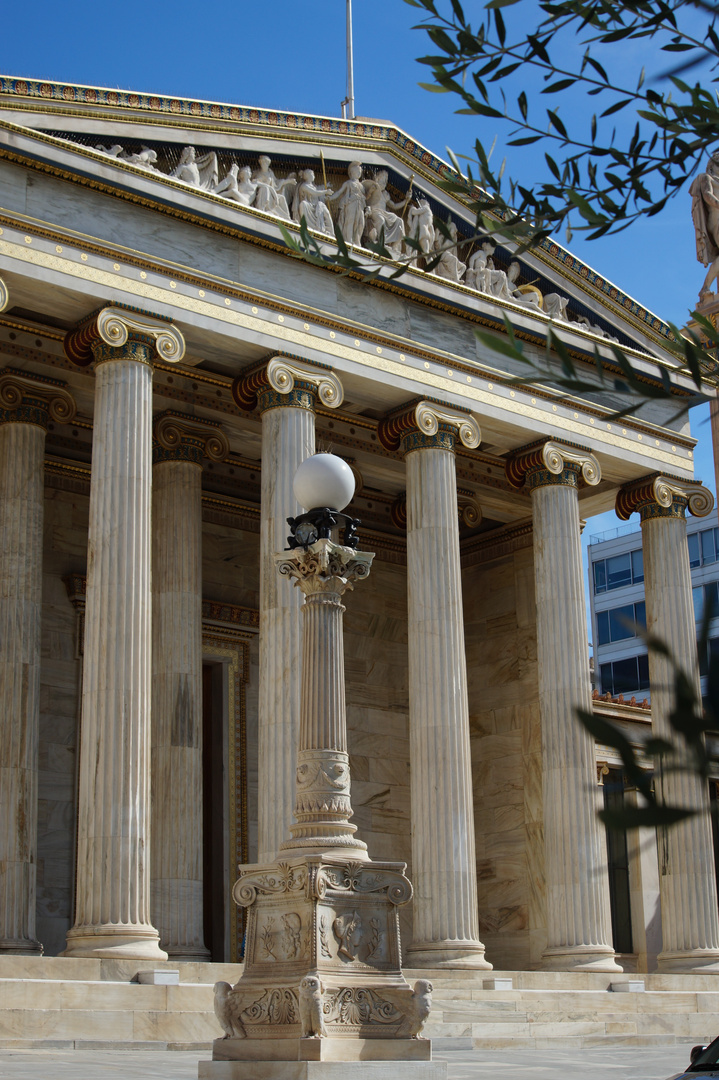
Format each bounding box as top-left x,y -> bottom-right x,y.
0,76 -> 717,983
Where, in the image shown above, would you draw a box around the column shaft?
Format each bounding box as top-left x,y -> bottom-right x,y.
532,480 -> 619,970
0,422 -> 45,953
151,459 -> 209,958
404,446 -> 489,968
257,405 -> 314,861
643,512 -> 719,970
65,353 -> 165,959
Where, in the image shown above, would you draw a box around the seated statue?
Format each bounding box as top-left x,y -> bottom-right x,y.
171,146 -> 219,191
253,156 -> 295,221
214,164 -> 258,207
544,293 -> 570,320
362,170 -> 409,259
292,169 -> 335,236
506,262 -> 543,309
432,220 -> 467,283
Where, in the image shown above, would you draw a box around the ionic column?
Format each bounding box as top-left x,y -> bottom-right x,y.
233,356 -> 343,861
151,412 -> 229,959
507,439 -> 620,971
0,367 -> 76,954
617,474 -> 719,972
379,400 -> 491,968
63,305 -> 185,959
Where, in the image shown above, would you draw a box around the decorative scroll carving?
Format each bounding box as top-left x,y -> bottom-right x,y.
458,494 -> 482,529
232,861 -> 308,908
322,986 -> 401,1027
616,474 -> 714,521
153,410 -> 229,464
506,438 -> 601,490
317,862 -> 413,906
240,987 -> 300,1027
276,538 -> 374,599
64,303 -> 185,367
378,398 -> 481,453
232,354 -> 343,413
0,276 -> 8,313
0,368 -> 76,426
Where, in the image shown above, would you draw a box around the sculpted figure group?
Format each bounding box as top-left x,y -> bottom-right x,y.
95,143 -> 620,335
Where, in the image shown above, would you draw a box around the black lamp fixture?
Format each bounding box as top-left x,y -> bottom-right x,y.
286,453 -> 361,550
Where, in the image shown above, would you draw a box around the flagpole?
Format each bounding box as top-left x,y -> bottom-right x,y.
345,0 -> 355,120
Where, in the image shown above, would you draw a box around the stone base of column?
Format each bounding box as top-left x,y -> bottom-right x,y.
657,948 -> 719,973
540,945 -> 622,972
165,944 -> 211,961
405,941 -> 492,970
0,937 -> 43,955
63,925 -> 168,960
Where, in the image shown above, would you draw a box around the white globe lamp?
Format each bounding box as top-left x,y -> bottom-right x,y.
293,453 -> 355,512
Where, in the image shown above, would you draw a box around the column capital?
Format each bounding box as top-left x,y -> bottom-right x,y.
0,276 -> 9,313
232,354 -> 343,414
616,473 -> 714,521
0,368 -> 76,429
276,538 -> 374,600
152,410 -> 229,467
377,398 -> 481,455
506,438 -> 601,491
63,303 -> 185,368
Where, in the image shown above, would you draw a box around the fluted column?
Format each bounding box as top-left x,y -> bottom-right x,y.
233,356 -> 343,861
617,474 -> 719,972
151,413 -> 229,958
0,368 -> 76,953
508,439 -> 620,971
63,305 -> 185,958
380,400 -> 490,968
276,539 -> 374,855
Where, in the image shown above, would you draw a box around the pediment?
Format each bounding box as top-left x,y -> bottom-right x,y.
0,76 -> 692,377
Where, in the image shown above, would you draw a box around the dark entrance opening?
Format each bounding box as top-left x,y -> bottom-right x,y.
603,767 -> 633,955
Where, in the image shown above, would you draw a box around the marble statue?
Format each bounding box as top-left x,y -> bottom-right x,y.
122,147 -> 159,172
544,292 -> 570,320
214,164 -> 257,207
253,155 -> 295,221
363,169 -> 409,259
690,152 -> 719,298
298,975 -> 326,1038
477,243 -> 514,299
507,262 -> 543,308
574,313 -> 618,341
171,146 -> 219,191
464,246 -> 490,292
327,161 -> 366,247
213,981 -> 245,1039
381,980 -> 433,1039
292,169 -> 335,236
433,220 -> 467,282
406,199 -> 435,263
95,143 -> 124,157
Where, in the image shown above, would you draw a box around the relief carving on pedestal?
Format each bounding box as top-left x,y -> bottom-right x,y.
333,910 -> 363,961
232,861 -> 307,907
240,987 -> 300,1028
299,974 -> 327,1038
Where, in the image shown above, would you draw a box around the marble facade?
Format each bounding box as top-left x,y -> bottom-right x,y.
0,77 -> 717,1015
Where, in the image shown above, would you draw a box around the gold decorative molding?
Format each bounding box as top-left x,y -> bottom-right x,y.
506,438 -> 601,490
0,366 -> 76,426
232,354 -> 343,413
378,397 -> 481,454
0,275 -> 8,313
64,303 -> 185,367
616,474 -> 714,521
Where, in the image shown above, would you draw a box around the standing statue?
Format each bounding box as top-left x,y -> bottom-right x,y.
327,161 -> 366,247
476,242 -> 513,299
253,156 -> 295,221
214,164 -> 258,207
432,220 -> 467,283
363,170 -> 410,259
690,152 -> 719,300
292,169 -> 335,236
171,146 -> 219,191
406,199 -> 435,264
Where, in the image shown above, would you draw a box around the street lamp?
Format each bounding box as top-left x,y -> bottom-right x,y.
204,453 -> 439,1079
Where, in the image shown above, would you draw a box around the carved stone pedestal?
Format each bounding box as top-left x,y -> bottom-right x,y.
199,536 -> 445,1080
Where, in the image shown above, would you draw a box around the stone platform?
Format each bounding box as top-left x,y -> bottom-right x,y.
2,957 -> 719,1051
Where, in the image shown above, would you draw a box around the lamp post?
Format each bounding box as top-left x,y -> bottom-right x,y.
201,454 -> 444,1080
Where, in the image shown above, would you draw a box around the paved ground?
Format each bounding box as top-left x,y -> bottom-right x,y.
0,1045 -> 699,1079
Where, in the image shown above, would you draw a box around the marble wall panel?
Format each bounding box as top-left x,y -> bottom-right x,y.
464,545 -> 543,970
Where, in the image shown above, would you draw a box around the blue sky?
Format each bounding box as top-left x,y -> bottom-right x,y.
2,0 -> 715,607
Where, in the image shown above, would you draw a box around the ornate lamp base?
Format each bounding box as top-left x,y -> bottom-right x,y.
200,853 -> 444,1078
